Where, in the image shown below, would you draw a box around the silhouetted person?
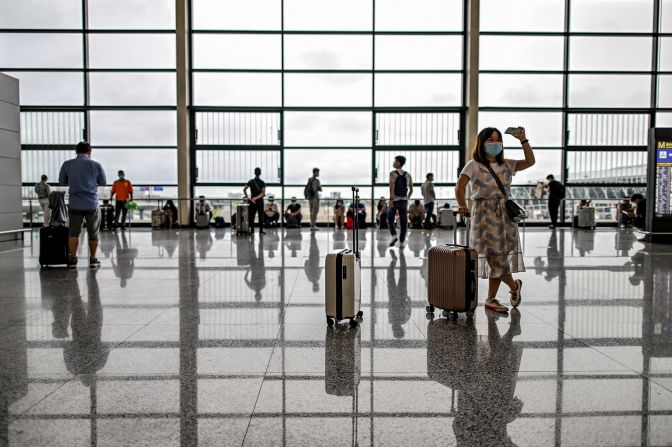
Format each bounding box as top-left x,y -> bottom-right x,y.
387,250 -> 411,339
453,309 -> 523,446
63,270 -> 109,386
112,230 -> 138,287
195,228 -> 213,260
304,232 -> 322,292
244,238 -> 266,301
545,174 -> 564,229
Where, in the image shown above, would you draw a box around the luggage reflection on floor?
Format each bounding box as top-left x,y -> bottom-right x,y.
324,326 -> 361,445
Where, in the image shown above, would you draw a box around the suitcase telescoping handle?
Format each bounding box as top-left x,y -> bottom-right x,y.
351,186 -> 360,259
452,213 -> 470,247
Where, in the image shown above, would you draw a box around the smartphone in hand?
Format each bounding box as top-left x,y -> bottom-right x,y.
505,126 -> 524,135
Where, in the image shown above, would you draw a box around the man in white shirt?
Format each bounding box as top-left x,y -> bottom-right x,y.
421,173 -> 436,229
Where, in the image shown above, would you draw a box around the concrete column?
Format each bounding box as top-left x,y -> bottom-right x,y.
465,0 -> 480,161
176,0 -> 191,225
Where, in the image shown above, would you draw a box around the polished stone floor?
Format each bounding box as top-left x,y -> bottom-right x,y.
1,226 -> 672,446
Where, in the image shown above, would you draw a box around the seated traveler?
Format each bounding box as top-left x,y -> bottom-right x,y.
376,198 -> 389,229
196,196 -> 212,221
623,193 -> 646,229
333,198 -> 345,229
618,198 -> 635,228
408,199 -> 426,229
347,200 -> 367,229
284,197 -> 303,228
162,200 -> 178,229
264,195 -> 280,227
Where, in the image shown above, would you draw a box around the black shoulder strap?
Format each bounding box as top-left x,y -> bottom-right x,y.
484,164 -> 508,197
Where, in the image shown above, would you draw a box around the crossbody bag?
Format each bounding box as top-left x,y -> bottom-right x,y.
484,164 -> 528,223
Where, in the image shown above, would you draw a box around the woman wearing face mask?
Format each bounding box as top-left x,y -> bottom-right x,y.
455,127 -> 535,313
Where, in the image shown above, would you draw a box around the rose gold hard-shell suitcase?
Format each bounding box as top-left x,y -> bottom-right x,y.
426,244 -> 478,320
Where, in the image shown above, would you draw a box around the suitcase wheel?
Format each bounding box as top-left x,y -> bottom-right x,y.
443,310 -> 458,321
425,304 -> 435,314
466,311 -> 475,320
425,312 -> 434,321
349,318 -> 358,328
326,316 -> 334,327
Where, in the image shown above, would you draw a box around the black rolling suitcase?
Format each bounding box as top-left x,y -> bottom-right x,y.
40,191 -> 70,268
39,225 -> 69,268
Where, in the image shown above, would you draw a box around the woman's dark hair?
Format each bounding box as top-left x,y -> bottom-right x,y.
631,193 -> 645,202
394,155 -> 406,167
471,127 -> 504,165
76,141 -> 91,154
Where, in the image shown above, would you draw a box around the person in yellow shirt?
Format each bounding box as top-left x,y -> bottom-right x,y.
111,170 -> 133,230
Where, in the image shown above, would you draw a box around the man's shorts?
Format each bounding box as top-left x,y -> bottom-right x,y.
69,208 -> 101,241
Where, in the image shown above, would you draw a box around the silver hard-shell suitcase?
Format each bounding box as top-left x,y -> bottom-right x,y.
325,187 -> 364,327
236,203 -> 250,236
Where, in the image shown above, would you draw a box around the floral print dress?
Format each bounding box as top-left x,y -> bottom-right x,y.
460,159 -> 525,279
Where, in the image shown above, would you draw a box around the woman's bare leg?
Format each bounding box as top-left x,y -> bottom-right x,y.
488,278 -> 502,300
499,273 -> 518,291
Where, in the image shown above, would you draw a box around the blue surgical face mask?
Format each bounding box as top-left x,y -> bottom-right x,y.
485,142 -> 503,158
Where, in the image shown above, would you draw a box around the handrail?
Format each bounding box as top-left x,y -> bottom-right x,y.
21,196 -> 630,225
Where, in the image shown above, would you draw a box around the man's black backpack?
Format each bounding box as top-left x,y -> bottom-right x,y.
394,171 -> 408,198
303,178 -> 314,200
554,181 -> 566,199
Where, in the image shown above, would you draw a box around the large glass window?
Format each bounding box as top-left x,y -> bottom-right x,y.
193,34 -> 281,70
191,0 -> 464,200
284,0 -> 372,31
89,73 -> 176,106
2,0 -> 179,192
479,74 -> 563,108
88,34 -> 176,69
0,0 -> 82,29
0,34 -> 82,68
569,75 -> 651,108
284,74 -> 372,107
192,0 -> 281,30
88,0 -> 175,30
569,0 -> 654,32
284,35 -> 372,70
480,0 -> 565,32
284,112 -> 371,147
569,37 -> 652,71
193,73 -> 282,107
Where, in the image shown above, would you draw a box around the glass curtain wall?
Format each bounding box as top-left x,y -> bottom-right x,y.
0,0 -> 178,199
190,0 -> 466,217
479,0 -> 670,221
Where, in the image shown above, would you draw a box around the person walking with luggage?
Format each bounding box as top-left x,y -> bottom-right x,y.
59,142 -> 107,268
243,167 -> 266,235
35,174 -> 51,225
111,170 -> 133,230
545,174 -> 564,229
455,127 -> 535,313
388,155 -> 413,248
305,168 -> 322,231
421,173 -> 436,229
